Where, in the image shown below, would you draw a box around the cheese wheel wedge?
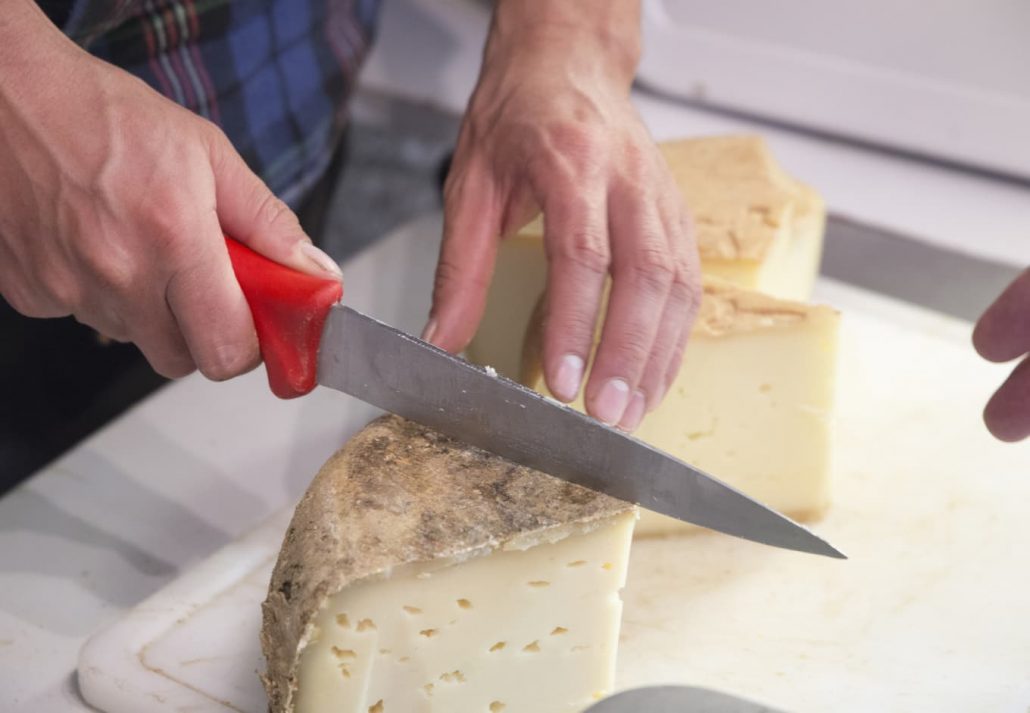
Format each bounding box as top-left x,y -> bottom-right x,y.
261,415 -> 637,713
466,134 -> 825,380
521,279 -> 840,537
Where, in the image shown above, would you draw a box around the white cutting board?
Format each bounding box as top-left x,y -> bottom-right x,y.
78,227 -> 1030,712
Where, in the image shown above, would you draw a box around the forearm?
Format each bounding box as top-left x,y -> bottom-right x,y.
486,0 -> 642,88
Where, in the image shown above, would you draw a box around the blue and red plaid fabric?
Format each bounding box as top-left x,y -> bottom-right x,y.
38,0 -> 380,206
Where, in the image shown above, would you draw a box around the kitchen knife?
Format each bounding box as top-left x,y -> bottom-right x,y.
226,238 -> 845,559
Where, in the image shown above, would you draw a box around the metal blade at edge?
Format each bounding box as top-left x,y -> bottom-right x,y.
319,307 -> 846,560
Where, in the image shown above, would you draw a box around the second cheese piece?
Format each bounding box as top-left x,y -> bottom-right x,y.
521,279 -> 840,537
261,415 -> 637,713
466,134 -> 825,379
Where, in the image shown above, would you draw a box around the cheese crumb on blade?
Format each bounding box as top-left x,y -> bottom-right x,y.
261,415 -> 636,713
466,135 -> 825,380
521,279 -> 840,536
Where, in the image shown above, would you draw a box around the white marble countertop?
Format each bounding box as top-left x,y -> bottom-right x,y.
2,0 -> 1028,710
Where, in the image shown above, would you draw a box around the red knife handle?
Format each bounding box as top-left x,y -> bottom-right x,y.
225,237 -> 343,399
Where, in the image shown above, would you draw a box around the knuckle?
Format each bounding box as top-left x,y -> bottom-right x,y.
81,251 -> 136,294
620,143 -> 651,180
201,121 -> 231,150
257,192 -> 297,230
548,309 -> 600,344
604,324 -> 653,368
670,265 -> 702,312
433,257 -> 489,298
145,193 -> 200,252
552,229 -> 610,274
624,244 -> 675,293
539,123 -> 604,175
198,342 -> 258,382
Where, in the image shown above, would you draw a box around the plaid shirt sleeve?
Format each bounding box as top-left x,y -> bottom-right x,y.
38,0 -> 381,207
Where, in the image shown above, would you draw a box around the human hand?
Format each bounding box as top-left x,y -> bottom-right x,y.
0,2 -> 341,380
973,269 -> 1030,442
425,0 -> 700,431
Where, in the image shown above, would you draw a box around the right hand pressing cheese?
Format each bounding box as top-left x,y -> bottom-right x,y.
521,278 -> 840,536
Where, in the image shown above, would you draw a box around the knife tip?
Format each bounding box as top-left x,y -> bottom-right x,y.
812,537 -> 848,560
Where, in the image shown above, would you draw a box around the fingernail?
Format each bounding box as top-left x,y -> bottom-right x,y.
421,318 -> 438,344
553,354 -> 584,401
618,390 -> 647,432
595,378 -> 630,425
300,242 -> 342,279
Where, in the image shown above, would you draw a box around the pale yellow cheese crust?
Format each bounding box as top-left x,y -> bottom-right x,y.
694,277 -> 839,338
660,135 -> 823,262
260,415 -> 634,713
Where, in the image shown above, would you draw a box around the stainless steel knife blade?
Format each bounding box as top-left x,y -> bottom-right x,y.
318,306 -> 845,559
586,686 -> 786,712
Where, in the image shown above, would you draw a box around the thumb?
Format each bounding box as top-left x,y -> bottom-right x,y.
425,160 -> 502,352
209,133 -> 341,280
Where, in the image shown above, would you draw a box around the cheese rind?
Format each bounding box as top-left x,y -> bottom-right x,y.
466,135 -> 825,379
521,279 -> 840,536
261,415 -> 636,713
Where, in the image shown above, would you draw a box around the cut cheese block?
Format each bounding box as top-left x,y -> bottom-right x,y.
261,415 -> 637,713
466,135 -> 826,379
662,135 -> 826,301
521,279 -> 839,537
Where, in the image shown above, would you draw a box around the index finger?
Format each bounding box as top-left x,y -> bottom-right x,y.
425,159 -> 503,352
165,211 -> 260,381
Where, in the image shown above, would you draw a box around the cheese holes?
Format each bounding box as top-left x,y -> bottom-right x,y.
357,618 -> 377,631
457,598 -> 473,609
551,626 -> 568,636
527,580 -> 550,588
403,605 -> 423,615
419,628 -> 439,638
522,640 -> 541,653
439,670 -> 466,683
489,641 -> 506,652
566,560 -> 587,568
490,703 -> 507,712
335,613 -> 350,629
331,647 -> 357,680
368,701 -> 384,713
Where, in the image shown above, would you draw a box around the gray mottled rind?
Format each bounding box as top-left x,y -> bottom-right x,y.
260,414 -> 634,713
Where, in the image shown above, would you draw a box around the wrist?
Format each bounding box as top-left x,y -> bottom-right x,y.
486,0 -> 641,89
